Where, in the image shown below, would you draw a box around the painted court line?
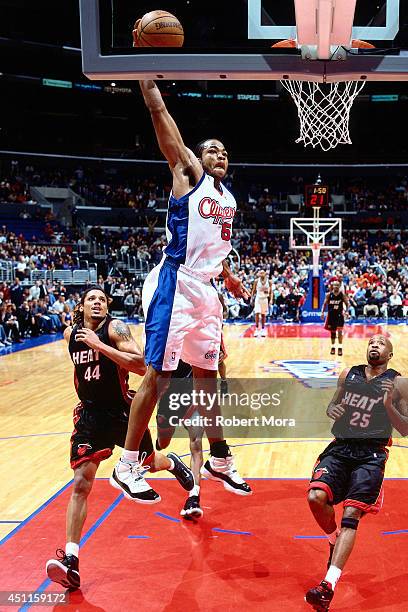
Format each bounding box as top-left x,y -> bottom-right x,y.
0,431 -> 70,441
294,535 -> 327,540
0,480 -> 73,547
20,494 -> 124,611
212,528 -> 252,536
156,512 -> 181,524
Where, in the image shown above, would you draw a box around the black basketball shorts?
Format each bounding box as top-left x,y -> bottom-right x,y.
70,401 -> 154,469
308,439 -> 388,514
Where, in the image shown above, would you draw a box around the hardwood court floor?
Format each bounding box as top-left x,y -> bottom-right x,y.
1,322 -> 407,541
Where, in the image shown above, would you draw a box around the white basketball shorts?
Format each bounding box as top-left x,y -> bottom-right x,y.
254,297 -> 268,315
142,258 -> 222,371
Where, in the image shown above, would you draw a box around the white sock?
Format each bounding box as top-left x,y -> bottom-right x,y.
167,457 -> 175,471
66,542 -> 79,558
327,527 -> 339,545
325,565 -> 342,590
121,450 -> 139,463
189,484 -> 200,497
338,344 -> 343,350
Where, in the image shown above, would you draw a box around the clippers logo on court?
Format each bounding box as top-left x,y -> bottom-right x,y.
262,360 -> 339,388
77,443 -> 92,456
312,466 -> 329,480
198,197 -> 235,225
205,350 -> 218,361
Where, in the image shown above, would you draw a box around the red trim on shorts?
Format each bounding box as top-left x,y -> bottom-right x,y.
344,486 -> 384,515
142,450 -> 155,466
71,448 -> 112,470
308,481 -> 334,503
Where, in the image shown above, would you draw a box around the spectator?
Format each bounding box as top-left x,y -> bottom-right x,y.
389,289 -> 403,318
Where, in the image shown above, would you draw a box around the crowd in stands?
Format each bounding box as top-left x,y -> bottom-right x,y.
1,161 -> 408,218
1,222 -> 407,348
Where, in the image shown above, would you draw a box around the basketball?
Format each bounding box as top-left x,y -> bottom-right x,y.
134,10 -> 184,48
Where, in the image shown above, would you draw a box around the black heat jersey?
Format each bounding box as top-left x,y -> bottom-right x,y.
325,291 -> 345,330
68,315 -> 131,414
332,365 -> 400,444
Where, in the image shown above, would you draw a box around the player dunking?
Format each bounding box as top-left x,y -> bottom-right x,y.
111,79 -> 252,503
305,335 -> 408,610
46,287 -> 194,590
321,280 -> 349,356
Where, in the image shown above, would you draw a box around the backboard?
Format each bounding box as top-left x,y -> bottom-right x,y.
79,0 -> 408,82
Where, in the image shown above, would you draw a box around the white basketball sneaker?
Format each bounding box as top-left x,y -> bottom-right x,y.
110,457 -> 160,503
201,455 -> 252,496
260,328 -> 267,337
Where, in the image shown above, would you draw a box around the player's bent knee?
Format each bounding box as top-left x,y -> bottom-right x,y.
308,488 -> 328,506
341,517 -> 359,530
72,473 -> 93,497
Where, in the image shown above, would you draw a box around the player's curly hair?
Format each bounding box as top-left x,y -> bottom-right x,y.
72,285 -> 112,327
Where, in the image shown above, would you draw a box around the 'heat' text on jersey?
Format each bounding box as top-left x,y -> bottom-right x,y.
343,391 -> 382,413
72,349 -> 100,365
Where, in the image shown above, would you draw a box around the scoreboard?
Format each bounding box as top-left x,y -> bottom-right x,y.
305,185 -> 329,208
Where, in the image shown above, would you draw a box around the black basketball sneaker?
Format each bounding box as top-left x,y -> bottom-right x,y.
167,452 -> 195,491
201,456 -> 252,495
180,495 -> 203,519
110,458 -> 160,503
330,347 -> 336,355
46,549 -> 80,590
338,348 -> 343,356
305,580 -> 334,610
220,379 -> 228,395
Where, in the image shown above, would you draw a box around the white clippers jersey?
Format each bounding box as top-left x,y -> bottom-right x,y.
256,278 -> 270,299
164,173 -> 236,279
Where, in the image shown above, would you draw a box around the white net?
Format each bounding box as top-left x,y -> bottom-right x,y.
281,80 -> 366,151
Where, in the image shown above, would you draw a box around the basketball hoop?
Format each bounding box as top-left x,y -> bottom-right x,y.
273,39 -> 374,151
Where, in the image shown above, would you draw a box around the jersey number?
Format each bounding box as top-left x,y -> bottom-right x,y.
349,411 -> 371,428
84,365 -> 100,382
221,223 -> 231,241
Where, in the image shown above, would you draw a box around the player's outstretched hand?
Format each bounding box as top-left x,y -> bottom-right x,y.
382,379 -> 395,410
320,312 -> 325,320
225,275 -> 250,300
327,402 -> 346,420
132,19 -> 141,47
75,328 -> 101,350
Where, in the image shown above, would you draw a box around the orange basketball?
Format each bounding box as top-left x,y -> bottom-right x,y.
135,10 -> 184,48
271,39 -> 297,48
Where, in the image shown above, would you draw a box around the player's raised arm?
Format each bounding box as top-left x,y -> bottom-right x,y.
139,80 -> 201,177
